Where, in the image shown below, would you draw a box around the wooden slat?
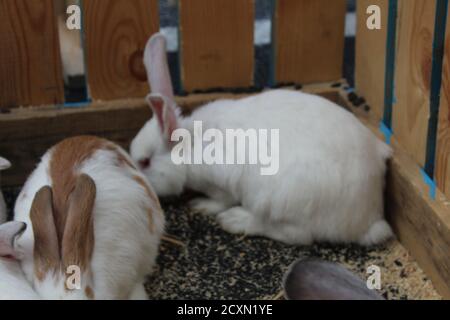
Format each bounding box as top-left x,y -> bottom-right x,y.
179,0 -> 254,92
0,82 -> 340,187
0,0 -> 64,108
355,0 -> 389,121
83,0 -> 159,100
392,0 -> 436,167
339,88 -> 450,299
273,0 -> 347,85
436,4 -> 450,199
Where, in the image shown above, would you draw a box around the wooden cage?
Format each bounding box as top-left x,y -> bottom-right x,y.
0,0 -> 449,298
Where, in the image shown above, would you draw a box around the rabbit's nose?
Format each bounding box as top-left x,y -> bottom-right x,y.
138,158 -> 151,169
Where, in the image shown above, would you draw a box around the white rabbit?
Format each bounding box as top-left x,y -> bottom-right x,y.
0,221 -> 40,300
0,157 -> 11,223
14,136 -> 164,299
130,33 -> 393,246
57,15 -> 85,83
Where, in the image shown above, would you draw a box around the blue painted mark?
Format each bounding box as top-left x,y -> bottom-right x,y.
382,0 -> 398,130
421,169 -> 437,200
345,87 -> 355,93
380,121 -> 393,145
424,0 -> 449,178
63,99 -> 92,108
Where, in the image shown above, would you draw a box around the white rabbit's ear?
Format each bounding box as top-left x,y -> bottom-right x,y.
283,259 -> 384,300
146,94 -> 178,145
144,33 -> 175,103
0,221 -> 26,259
0,157 -> 11,171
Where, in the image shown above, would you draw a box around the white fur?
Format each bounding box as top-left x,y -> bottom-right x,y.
14,141 -> 164,299
131,90 -> 393,246
0,157 -> 11,223
0,222 -> 40,300
0,259 -> 40,300
58,15 -> 85,83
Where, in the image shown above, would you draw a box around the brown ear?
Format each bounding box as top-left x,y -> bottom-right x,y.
30,186 -> 60,279
62,174 -> 96,271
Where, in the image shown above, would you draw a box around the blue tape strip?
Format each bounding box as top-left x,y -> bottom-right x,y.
345,87 -> 355,93
421,169 -> 437,200
380,121 -> 393,145
424,0 -> 449,178
382,0 -> 398,129
63,99 -> 92,108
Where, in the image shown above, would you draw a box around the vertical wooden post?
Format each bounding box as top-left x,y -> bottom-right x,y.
0,0 -> 64,108
179,0 -> 255,92
83,0 -> 159,100
436,2 -> 450,198
272,0 -> 347,85
392,0 -> 436,167
355,0 -> 389,121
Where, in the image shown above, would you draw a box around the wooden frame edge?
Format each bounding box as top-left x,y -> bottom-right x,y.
0,81 -> 342,186
338,89 -> 450,299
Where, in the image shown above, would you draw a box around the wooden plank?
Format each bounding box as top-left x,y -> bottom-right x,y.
355,0 -> 389,121
83,0 -> 159,100
0,81 -> 340,186
273,0 -> 347,85
338,88 -> 450,299
179,0 -> 254,92
392,0 -> 436,167
0,0 -> 64,108
436,4 -> 450,199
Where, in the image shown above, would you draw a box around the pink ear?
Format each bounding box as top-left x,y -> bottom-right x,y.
147,94 -> 165,131
146,94 -> 178,144
144,33 -> 175,102
0,221 -> 26,259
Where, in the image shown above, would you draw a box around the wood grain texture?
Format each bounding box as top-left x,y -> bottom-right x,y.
339,89 -> 450,299
273,0 -> 346,84
0,0 -> 64,108
83,0 -> 159,100
0,82 -> 339,187
392,0 -> 436,167
179,0 -> 254,92
436,4 -> 450,199
355,0 -> 389,121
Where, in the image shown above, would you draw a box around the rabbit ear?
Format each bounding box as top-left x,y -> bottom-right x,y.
0,221 -> 26,259
61,174 -> 96,271
144,33 -> 175,103
30,186 -> 61,278
146,93 -> 178,145
283,259 -> 384,300
0,157 -> 11,171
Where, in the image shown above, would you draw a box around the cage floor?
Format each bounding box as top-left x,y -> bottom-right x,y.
3,189 -> 440,300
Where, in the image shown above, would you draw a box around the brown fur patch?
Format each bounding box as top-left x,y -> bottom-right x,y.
49,136 -> 106,246
105,143 -> 138,170
61,174 -> 96,272
30,187 -> 60,281
85,286 -> 95,300
132,175 -> 163,232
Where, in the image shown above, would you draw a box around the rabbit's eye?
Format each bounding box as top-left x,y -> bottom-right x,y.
138,158 -> 151,169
